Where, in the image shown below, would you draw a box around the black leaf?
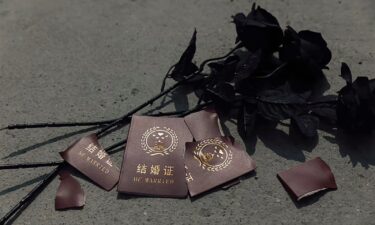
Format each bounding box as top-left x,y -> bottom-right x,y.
234,50 -> 262,81
208,55 -> 240,83
234,54 -> 285,97
170,29 -> 198,81
340,62 -> 352,84
311,107 -> 337,123
207,82 -> 235,103
232,3 -> 283,53
256,88 -> 307,121
309,95 -> 338,123
310,94 -> 338,103
292,114 -> 319,137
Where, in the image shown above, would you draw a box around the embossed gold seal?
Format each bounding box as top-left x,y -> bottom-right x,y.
141,126 -> 178,156
193,138 -> 232,172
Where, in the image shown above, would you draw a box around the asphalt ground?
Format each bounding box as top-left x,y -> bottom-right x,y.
0,0 -> 374,224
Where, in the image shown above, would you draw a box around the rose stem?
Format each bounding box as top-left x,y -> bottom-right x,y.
1,43 -> 239,132
0,161 -> 63,169
0,44 -> 238,224
94,46 -> 240,137
0,104 -> 209,170
0,164 -> 64,225
0,136 -> 129,170
0,101 -> 212,170
0,137 -> 127,224
160,63 -> 176,92
0,120 -> 113,130
0,108 -> 189,170
0,100 -> 210,224
0,109 -> 190,131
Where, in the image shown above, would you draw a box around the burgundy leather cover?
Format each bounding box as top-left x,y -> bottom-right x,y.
60,134 -> 120,191
184,108 -> 223,141
277,157 -> 337,201
117,116 -> 193,198
185,136 -> 256,197
184,110 -> 248,190
55,170 -> 85,210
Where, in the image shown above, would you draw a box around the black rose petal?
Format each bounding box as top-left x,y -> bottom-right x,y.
280,26 -> 332,69
232,3 -> 283,53
170,29 -> 198,81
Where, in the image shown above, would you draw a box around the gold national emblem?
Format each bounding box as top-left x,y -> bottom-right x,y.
193,138 -> 232,172
141,126 -> 178,156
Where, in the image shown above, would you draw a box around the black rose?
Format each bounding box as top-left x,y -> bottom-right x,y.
232,3 -> 283,53
337,63 -> 375,132
279,26 -> 332,69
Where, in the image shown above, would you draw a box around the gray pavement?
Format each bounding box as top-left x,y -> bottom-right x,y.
0,0 -> 374,224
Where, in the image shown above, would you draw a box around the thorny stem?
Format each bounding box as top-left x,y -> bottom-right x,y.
0,109 -> 188,171
1,45 -> 239,132
0,161 -> 63,169
197,43 -> 242,73
160,43 -> 242,92
0,102 -> 211,224
0,164 -> 63,225
1,110 -> 189,130
0,137 -> 128,224
0,40 -> 236,224
0,138 -> 128,170
0,104 -> 211,170
252,96 -> 338,106
307,99 -> 338,105
95,45 -> 240,137
1,120 -> 113,130
160,63 -> 176,92
95,79 -> 191,136
252,62 -> 288,79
